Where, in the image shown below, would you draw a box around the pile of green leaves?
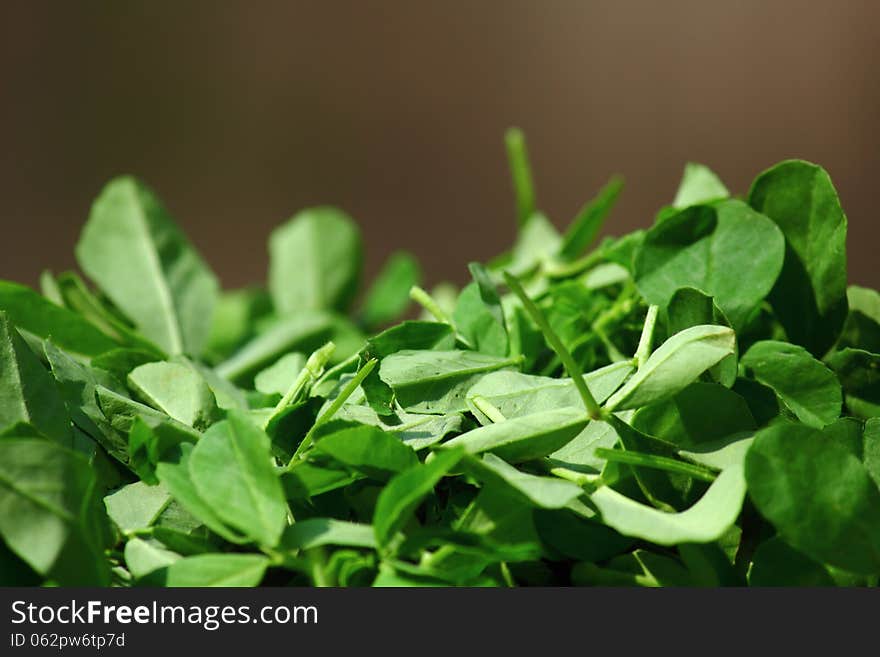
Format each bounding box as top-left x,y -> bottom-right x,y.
2,131 -> 879,587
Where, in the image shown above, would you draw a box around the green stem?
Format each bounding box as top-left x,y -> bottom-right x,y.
471,395 -> 507,423
410,285 -> 475,349
288,358 -> 377,463
410,285 -> 453,324
505,128 -> 536,229
589,282 -> 638,363
313,352 -> 360,390
307,548 -> 330,587
543,249 -> 604,279
634,305 -> 659,368
503,271 -> 603,420
500,562 -> 516,588
266,341 -> 335,427
573,563 -> 659,587
547,466 -> 599,489
593,281 -> 637,331
594,447 -> 717,482
592,324 -> 628,363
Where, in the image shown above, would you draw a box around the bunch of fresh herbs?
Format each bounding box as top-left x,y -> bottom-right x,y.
2,130 -> 879,587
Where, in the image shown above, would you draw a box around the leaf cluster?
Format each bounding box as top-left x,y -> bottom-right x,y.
1,138 -> 876,587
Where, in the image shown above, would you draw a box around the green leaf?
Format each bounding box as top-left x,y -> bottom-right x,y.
44,342 -> 134,463
75,177 -> 218,356
360,251 -> 421,328
741,340 -> 841,428
590,463 -> 746,545
634,199 -> 785,331
749,160 -> 848,355
465,454 -> 584,509
51,271 -> 165,356
333,404 -> 462,451
269,207 -> 362,314
748,537 -> 834,586
214,312 -> 335,383
311,425 -> 419,481
631,382 -> 755,449
441,407 -> 588,463
466,361 -> 632,423
188,411 -> 287,547
254,352 -> 306,396
128,416 -> 198,484
361,321 -> 455,415
508,213 -> 562,275
203,287 -> 272,361
559,176 -> 623,260
677,433 -> 754,472
39,270 -> 65,305
0,313 -> 72,446
546,418 -> 620,476
0,281 -> 118,357
379,350 -> 521,414
91,348 -> 160,381
605,325 -> 736,411
366,321 -> 455,355
533,509 -> 632,562
282,460 -> 357,499
175,355 -> 248,411
665,287 -> 736,386
672,163 -> 729,209
95,386 -> 200,445
373,447 -> 464,546
144,553 -> 269,587
745,421 -> 880,575
863,418 -> 880,489
453,264 -> 508,357
155,444 -> 248,545
128,361 -> 221,430
104,481 -> 171,533
372,563 -> 448,587
580,554 -> 695,587
0,438 -> 110,584
838,285 -> 880,353
281,518 -> 376,551
826,348 -> 880,419
455,488 -> 542,553
124,537 -> 181,579
604,415 -> 706,511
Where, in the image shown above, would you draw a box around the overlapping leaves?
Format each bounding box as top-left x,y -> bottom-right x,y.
1,135 -> 877,588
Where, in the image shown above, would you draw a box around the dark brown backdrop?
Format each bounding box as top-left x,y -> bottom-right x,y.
2,1 -> 878,292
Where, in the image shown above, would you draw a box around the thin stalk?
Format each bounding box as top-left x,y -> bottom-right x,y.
548,466 -> 598,489
594,447 -> 717,482
289,358 -> 377,462
410,285 -> 475,349
264,341 -> 336,429
593,281 -> 637,331
543,249 -> 604,279
592,323 -> 628,363
314,358 -> 377,426
574,563 -> 658,587
471,395 -> 507,423
503,271 -> 603,420
409,285 -> 453,324
505,128 -> 536,229
313,352 -> 360,390
500,562 -> 516,588
634,305 -> 659,368
307,548 -> 330,587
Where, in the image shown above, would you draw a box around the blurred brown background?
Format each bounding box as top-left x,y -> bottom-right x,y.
2,1 -> 879,292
